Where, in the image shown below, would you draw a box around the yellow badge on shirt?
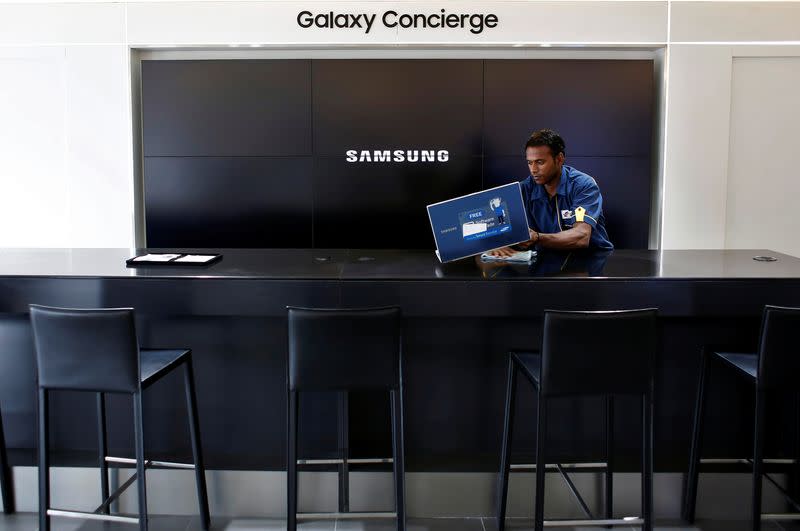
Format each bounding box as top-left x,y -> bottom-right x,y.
575,206 -> 586,222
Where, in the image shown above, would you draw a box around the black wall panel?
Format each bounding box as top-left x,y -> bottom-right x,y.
142,59 -> 655,250
312,60 -> 483,157
483,60 -> 654,156
142,60 -> 312,157
313,157 -> 482,249
145,157 -> 313,248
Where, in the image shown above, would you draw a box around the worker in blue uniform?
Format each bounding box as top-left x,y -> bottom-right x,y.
490,129 -> 613,257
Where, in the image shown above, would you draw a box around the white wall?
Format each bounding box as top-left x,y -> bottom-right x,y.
0,45 -> 134,247
0,47 -> 71,247
0,1 -> 133,247
660,44 -> 734,249
661,44 -> 800,251
0,1 -> 798,253
725,55 -> 800,258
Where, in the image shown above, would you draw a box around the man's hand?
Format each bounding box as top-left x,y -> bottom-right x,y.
488,229 -> 539,256
487,246 -> 518,257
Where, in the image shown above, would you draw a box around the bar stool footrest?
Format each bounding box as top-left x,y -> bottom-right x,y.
298,511 -> 397,520
762,514 -> 800,521
510,461 -> 608,471
48,508 -> 139,524
502,517 -> 643,527
106,456 -> 196,469
540,517 -> 643,527
297,457 -> 392,466
700,458 -> 797,465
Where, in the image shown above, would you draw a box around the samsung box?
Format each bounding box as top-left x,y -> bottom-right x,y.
427,182 -> 531,263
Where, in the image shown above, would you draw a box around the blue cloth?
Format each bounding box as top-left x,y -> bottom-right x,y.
520,165 -> 613,250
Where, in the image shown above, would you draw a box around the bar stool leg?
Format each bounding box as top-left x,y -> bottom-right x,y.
184,357 -> 211,530
287,390 -> 298,531
0,405 -> 15,514
133,392 -> 148,531
496,357 -> 518,531
534,393 -> 547,531
794,393 -> 800,509
97,392 -> 109,514
38,388 -> 50,531
683,347 -> 710,523
643,392 -> 654,531
605,395 -> 614,524
391,387 -> 406,531
338,391 -> 349,514
752,390 -> 766,531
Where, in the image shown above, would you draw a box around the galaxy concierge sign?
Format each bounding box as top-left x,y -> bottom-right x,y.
296,9 -> 499,35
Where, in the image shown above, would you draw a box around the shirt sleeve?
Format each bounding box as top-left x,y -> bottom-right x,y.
571,178 -> 604,229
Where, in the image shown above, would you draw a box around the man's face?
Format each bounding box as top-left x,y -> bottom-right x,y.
526,145 -> 564,186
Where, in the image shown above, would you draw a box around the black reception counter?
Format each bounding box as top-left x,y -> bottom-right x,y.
0,248 -> 798,471
1,247 -> 798,280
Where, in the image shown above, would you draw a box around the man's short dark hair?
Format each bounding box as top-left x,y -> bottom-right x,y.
525,129 -> 566,158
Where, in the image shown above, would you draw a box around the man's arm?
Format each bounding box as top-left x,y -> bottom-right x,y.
488,224 -> 591,256
537,223 -> 592,249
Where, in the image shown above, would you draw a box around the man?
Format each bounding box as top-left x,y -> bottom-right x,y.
491,129 -> 613,256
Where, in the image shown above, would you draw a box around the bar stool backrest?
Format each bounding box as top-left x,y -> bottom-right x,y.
29,305 -> 140,393
541,308 -> 658,397
287,306 -> 401,391
757,305 -> 800,391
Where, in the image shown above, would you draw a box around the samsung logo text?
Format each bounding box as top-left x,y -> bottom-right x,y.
346,149 -> 449,163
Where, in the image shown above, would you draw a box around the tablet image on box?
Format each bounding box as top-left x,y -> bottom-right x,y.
427,182 -> 531,263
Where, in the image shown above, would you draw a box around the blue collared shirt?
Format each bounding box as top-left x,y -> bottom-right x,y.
520,165 -> 613,250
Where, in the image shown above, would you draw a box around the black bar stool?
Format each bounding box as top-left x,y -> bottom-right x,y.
684,305 -> 800,531
497,309 -> 657,531
287,306 -> 405,531
0,401 -> 14,514
29,305 -> 211,531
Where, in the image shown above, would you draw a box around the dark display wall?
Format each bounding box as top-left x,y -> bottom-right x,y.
142,59 -> 654,249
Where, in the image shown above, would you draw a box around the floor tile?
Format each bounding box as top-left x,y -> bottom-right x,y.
482,517 -> 635,531
52,515 -> 190,531
483,517 -> 784,531
0,513 -> 192,531
654,519 -> 782,531
185,516 -> 335,530
336,517 -> 483,531
772,519 -> 800,531
0,513 -> 39,531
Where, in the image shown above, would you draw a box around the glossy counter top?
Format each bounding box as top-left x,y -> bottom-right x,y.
0,247 -> 798,280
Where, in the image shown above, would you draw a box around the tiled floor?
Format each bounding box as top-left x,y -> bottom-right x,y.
1,514 -> 799,531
